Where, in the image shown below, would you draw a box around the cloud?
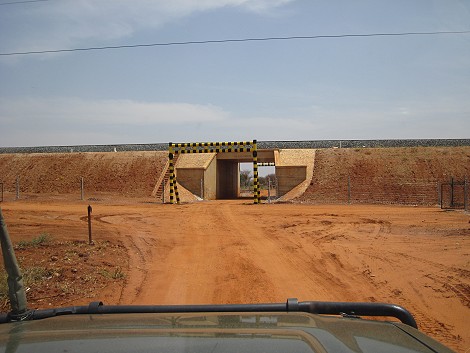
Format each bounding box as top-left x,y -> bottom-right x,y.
0,0 -> 295,54
0,97 -> 228,125
1,91 -> 468,148
221,96 -> 470,140
0,96 -> 231,146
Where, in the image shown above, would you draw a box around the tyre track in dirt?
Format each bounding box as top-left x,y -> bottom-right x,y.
347,222 -> 468,351
89,210 -> 177,304
142,202 -> 280,305
119,234 -> 150,303
88,213 -> 151,304
211,203 -> 277,303
260,215 -> 382,302
158,206 -> 220,304
240,206 -> 468,352
217,203 -> 376,303
131,203 -> 230,305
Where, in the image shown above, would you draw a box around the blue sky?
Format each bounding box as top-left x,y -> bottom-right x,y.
1,0 -> 469,147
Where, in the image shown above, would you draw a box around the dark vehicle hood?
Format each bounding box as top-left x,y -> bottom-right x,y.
0,312 -> 454,353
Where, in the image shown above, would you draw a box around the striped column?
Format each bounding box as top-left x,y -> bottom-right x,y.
168,144 -> 175,204
252,139 -> 260,204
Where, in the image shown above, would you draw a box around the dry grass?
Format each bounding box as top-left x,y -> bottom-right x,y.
0,235 -> 128,311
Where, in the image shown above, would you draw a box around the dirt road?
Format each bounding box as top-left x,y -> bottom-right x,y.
1,200 -> 469,351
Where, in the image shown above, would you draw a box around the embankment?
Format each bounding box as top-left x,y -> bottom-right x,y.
296,146 -> 470,205
0,151 -> 167,198
1,147 -> 469,205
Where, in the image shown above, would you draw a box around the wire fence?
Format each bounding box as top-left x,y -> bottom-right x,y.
299,176 -> 469,210
440,179 -> 468,210
0,174 -> 468,210
0,176 -> 158,204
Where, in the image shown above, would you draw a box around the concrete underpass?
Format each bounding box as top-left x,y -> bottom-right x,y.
174,149 -> 315,200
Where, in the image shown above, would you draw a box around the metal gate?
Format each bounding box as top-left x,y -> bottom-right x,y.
440,179 -> 468,210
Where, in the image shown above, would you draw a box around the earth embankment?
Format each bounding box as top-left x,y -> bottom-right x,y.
0,151 -> 167,199
297,146 -> 470,205
0,147 -> 469,204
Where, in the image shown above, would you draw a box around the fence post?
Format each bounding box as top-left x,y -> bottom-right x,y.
450,177 -> 454,208
87,205 -> 93,245
162,181 -> 165,204
267,177 -> 271,203
15,176 -> 20,200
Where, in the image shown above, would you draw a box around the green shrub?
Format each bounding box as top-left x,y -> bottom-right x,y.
16,233 -> 51,249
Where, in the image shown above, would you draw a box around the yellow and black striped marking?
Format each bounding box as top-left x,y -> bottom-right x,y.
170,141 -> 254,155
168,140 -> 260,204
171,141 -> 252,149
173,147 -> 253,154
252,140 -> 260,204
168,149 -> 176,204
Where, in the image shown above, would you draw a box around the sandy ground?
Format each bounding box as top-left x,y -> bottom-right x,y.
0,198 -> 468,352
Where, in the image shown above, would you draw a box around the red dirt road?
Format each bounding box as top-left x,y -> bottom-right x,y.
1,200 -> 469,352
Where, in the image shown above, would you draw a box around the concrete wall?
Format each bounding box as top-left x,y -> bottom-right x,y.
177,168 -> 205,198
176,158 -> 218,200
276,166 -> 307,197
175,153 -> 217,200
204,157 -> 217,200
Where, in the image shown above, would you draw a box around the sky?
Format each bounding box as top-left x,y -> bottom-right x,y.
0,0 -> 469,147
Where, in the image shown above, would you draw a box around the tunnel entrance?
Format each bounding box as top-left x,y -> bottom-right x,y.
239,162 -> 276,199
171,146 -> 276,202
215,151 -> 276,200
168,141 -> 263,204
216,160 -> 239,199
166,142 -> 310,203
